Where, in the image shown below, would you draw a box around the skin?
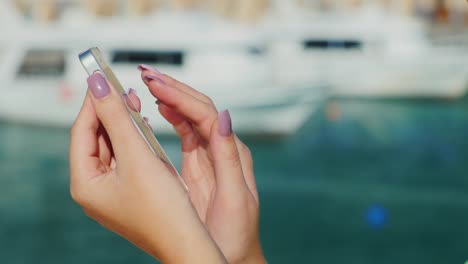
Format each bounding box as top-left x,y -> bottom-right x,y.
70,81 -> 225,263
139,70 -> 266,264
69,71 -> 266,263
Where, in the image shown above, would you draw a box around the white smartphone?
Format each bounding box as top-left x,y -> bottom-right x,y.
79,47 -> 188,191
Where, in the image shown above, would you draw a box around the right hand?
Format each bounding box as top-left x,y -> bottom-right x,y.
137,65 -> 266,264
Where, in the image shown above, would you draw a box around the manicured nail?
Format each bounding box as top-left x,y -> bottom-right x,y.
87,72 -> 110,99
123,93 -> 140,113
143,117 -> 153,131
138,64 -> 161,74
144,75 -> 166,85
128,88 -> 137,95
218,110 -> 232,137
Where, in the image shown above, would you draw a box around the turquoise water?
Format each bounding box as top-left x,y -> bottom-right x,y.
0,98 -> 467,263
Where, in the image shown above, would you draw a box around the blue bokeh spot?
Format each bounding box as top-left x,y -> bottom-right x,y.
365,205 -> 388,229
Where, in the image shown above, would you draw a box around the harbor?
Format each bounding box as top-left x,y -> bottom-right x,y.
1,0 -> 468,135
1,97 -> 468,263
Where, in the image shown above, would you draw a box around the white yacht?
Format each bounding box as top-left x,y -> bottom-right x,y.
1,0 -> 468,136
271,1 -> 468,99
0,0 -> 324,136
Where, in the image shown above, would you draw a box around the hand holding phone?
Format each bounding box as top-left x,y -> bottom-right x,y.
70,48 -> 226,263
79,47 -> 188,191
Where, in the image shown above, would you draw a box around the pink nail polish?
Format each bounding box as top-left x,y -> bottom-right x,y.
128,88 -> 137,95
138,64 -> 161,74
143,117 -> 153,131
218,110 -> 232,137
144,75 -> 166,85
87,72 -> 110,99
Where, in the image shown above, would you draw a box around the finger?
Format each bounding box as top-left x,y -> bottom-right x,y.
234,136 -> 259,203
209,110 -> 248,193
87,72 -> 151,160
138,65 -> 213,104
125,88 -> 142,113
158,103 -> 198,152
142,74 -> 217,140
70,92 -> 103,187
97,124 -> 113,167
143,116 -> 154,131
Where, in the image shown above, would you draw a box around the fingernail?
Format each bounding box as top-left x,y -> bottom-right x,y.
128,88 -> 137,95
144,75 -> 166,85
87,72 -> 110,99
143,117 -> 153,131
218,110 -> 232,137
138,64 -> 161,74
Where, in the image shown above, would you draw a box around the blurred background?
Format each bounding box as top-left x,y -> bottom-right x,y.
1,0 -> 468,263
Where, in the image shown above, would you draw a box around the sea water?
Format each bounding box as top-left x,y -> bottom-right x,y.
0,98 -> 467,264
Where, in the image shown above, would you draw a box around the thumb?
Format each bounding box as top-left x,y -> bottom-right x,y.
87,72 -> 148,159
210,110 -> 248,193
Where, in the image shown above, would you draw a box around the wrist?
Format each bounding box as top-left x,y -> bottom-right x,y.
165,227 -> 227,264
239,254 -> 267,264
145,196 -> 227,263
233,243 -> 266,264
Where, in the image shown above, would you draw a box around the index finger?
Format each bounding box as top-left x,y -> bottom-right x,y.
138,66 -> 213,105
142,73 -> 218,140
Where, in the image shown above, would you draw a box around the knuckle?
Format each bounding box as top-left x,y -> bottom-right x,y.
70,183 -> 88,206
162,74 -> 174,82
237,140 -> 253,160
97,97 -> 128,124
238,142 -> 252,159
200,106 -> 218,126
108,97 -> 127,114
237,140 -> 254,169
224,189 -> 253,212
204,96 -> 215,106
163,74 -> 183,88
98,94 -> 125,111
224,147 -> 242,167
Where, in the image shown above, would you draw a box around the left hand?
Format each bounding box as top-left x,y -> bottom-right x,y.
134,65 -> 265,264
69,72 -> 227,263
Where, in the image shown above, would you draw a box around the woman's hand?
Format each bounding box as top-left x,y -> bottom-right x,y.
137,65 -> 266,264
69,72 -> 226,263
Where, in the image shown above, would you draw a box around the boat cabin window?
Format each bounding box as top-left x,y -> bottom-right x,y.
112,50 -> 184,66
18,50 -> 65,77
303,40 -> 362,50
248,46 -> 266,55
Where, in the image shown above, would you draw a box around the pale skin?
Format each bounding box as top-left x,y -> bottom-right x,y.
69,67 -> 266,263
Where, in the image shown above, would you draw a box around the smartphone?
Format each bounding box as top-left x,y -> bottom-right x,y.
79,47 -> 188,191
